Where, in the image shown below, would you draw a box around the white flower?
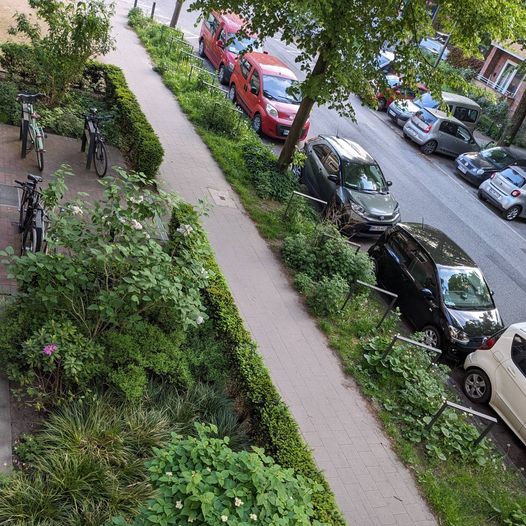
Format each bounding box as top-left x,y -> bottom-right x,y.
249,514 -> 257,521
188,519 -> 194,523
200,267 -> 209,278
71,205 -> 83,216
130,219 -> 143,230
175,500 -> 183,509
177,224 -> 193,236
196,316 -> 204,325
221,516 -> 228,523
234,497 -> 244,507
130,195 -> 144,204
206,467 -> 211,472
165,471 -> 173,477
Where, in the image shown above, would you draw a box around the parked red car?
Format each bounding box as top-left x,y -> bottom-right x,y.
198,11 -> 259,85
228,52 -> 309,141
375,74 -> 428,111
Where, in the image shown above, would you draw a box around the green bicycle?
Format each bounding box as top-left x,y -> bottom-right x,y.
17,92 -> 46,172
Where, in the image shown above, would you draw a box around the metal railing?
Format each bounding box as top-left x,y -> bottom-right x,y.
381,333 -> 442,369
475,74 -> 517,98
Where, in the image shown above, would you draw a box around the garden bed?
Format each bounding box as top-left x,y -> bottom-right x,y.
128,9 -> 526,526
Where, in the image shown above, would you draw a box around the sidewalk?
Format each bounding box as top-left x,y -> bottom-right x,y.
106,4 -> 437,525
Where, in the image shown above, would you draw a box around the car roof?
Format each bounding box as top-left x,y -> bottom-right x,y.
398,223 -> 476,267
442,91 -> 481,110
215,11 -> 244,32
245,52 -> 296,78
503,165 -> 526,178
322,136 -> 375,164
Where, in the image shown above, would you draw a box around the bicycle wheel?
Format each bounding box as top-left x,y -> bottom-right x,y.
37,149 -> 44,171
21,223 -> 43,255
18,190 -> 29,232
94,140 -> 108,178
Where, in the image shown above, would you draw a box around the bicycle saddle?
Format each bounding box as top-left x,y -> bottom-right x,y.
16,93 -> 44,103
27,174 -> 43,183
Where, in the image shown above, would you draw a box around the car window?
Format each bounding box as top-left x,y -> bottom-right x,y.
437,266 -> 494,310
416,109 -> 437,126
499,167 -> 526,188
407,249 -> 436,290
312,144 -> 339,175
456,126 -> 472,143
480,148 -> 517,168
262,75 -> 301,104
239,58 -> 252,79
453,106 -> 478,123
342,162 -> 387,192
439,121 -> 457,136
227,34 -> 259,54
511,334 -> 526,377
386,231 -> 415,267
206,14 -> 220,35
249,69 -> 260,94
218,28 -> 227,43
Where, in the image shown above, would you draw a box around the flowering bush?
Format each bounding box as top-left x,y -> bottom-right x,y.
109,423 -> 323,526
1,167 -> 210,338
5,319 -> 104,409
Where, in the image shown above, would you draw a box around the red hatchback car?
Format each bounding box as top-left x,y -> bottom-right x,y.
198,11 -> 259,85
228,52 -> 309,141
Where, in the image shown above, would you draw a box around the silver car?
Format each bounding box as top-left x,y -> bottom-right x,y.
478,165 -> 526,221
403,107 -> 480,157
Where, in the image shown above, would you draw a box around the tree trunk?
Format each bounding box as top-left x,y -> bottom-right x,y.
499,89 -> 526,146
170,1 -> 184,28
277,54 -> 328,169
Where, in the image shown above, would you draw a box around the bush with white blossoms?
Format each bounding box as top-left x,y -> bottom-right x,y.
109,423 -> 324,526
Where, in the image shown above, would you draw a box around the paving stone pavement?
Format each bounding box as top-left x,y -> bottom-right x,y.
106,4 -> 438,524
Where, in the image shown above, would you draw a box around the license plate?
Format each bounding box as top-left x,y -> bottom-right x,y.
489,188 -> 500,199
388,108 -> 396,117
370,225 -> 387,232
282,129 -> 289,136
458,164 -> 467,173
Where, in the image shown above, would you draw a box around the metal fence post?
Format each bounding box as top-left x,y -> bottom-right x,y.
150,2 -> 156,18
133,0 -> 138,7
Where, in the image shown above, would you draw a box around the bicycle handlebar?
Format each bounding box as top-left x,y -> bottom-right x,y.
16,92 -> 45,103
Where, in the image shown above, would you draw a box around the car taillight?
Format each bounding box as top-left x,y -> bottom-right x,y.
423,125 -> 431,133
490,172 -> 497,179
511,189 -> 521,197
480,336 -> 497,350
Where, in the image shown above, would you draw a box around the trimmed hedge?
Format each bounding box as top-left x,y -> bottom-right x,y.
169,205 -> 346,526
90,63 -> 164,181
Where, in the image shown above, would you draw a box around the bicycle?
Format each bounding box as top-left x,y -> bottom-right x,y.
17,92 -> 46,172
15,174 -> 48,255
84,108 -> 112,177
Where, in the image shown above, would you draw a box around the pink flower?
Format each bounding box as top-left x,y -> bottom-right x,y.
43,344 -> 58,356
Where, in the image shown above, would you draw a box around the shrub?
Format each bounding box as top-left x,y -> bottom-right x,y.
91,63 -> 164,180
102,321 -> 193,401
0,80 -> 19,124
112,423 -> 322,526
307,275 -> 348,316
282,232 -> 316,274
0,42 -> 38,83
197,94 -> 246,139
5,319 -> 104,410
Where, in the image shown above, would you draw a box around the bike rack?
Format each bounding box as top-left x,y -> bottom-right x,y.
318,231 -> 361,254
425,400 -> 497,447
340,279 -> 397,328
381,333 -> 442,369
81,118 -> 96,170
283,190 -> 327,218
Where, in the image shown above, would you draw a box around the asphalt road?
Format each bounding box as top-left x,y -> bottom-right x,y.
124,0 -> 526,465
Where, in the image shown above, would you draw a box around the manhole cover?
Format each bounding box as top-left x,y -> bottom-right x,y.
208,188 -> 237,209
0,184 -> 19,207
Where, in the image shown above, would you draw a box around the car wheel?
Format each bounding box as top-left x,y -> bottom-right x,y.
477,189 -> 485,201
464,368 -> 492,404
218,64 -> 227,85
403,132 -> 410,141
502,205 -> 522,221
228,84 -> 237,103
291,163 -> 303,182
377,97 -> 387,111
422,325 -> 441,348
420,140 -> 437,155
252,113 -> 262,135
198,39 -> 205,58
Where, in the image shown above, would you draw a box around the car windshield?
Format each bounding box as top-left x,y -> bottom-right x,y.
342,162 -> 387,193
262,75 -> 301,104
227,34 -> 258,54
415,92 -> 439,109
499,167 -> 526,188
480,147 -> 516,168
438,266 -> 494,310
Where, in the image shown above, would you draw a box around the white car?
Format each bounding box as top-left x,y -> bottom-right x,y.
463,323 -> 526,446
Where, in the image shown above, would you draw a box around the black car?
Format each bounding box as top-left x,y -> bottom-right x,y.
455,147 -> 526,186
299,136 -> 401,236
368,223 -> 504,357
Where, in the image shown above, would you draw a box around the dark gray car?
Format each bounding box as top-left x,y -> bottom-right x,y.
300,136 -> 400,235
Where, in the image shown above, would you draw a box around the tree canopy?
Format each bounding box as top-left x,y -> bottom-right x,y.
189,0 -> 526,166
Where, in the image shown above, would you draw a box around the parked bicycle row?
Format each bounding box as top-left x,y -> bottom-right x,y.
16,92 -> 111,178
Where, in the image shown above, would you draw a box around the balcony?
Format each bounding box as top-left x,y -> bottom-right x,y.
475,74 -> 517,98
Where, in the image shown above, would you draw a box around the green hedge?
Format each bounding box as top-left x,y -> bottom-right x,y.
89,63 -> 164,181
169,205 -> 346,526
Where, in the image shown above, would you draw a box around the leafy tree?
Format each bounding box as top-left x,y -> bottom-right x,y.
189,0 -> 526,167
9,0 -> 115,104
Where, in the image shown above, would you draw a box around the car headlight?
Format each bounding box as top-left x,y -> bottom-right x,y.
350,202 -> 367,217
476,168 -> 485,175
226,62 -> 235,71
266,103 -> 278,118
394,204 -> 400,216
448,325 -> 470,344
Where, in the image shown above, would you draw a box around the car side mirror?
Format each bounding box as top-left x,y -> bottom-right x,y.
250,85 -> 258,95
420,288 -> 435,300
328,174 -> 339,184
490,289 -> 495,296
217,40 -> 224,48
387,180 -> 393,186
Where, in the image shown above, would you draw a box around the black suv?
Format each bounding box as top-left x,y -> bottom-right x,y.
368,223 -> 504,356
